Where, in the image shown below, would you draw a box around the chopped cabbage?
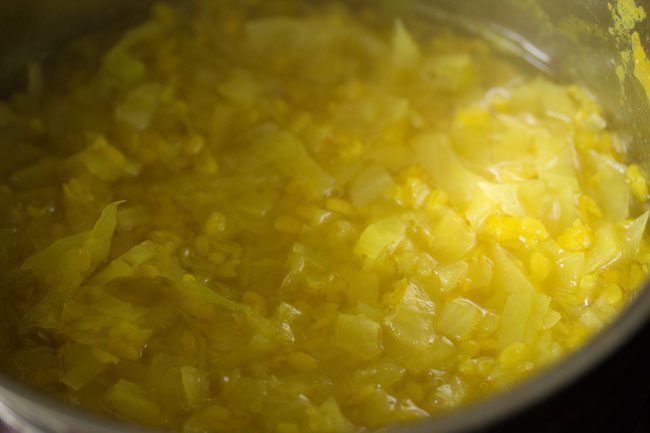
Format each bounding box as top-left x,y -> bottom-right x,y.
355,216 -> 407,262
105,379 -> 167,427
68,137 -> 140,182
392,20 -> 421,67
20,202 -> 122,329
333,313 -> 382,361
115,83 -> 164,131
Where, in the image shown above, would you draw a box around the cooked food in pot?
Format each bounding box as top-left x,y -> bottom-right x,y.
0,1 -> 648,432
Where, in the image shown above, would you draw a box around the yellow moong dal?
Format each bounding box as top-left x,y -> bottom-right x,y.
0,1 -> 649,433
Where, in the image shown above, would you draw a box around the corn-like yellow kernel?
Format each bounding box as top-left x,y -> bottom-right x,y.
286,352 -> 319,372
600,282 -> 623,305
557,219 -> 592,251
346,385 -> 375,405
208,251 -> 226,265
520,217 -> 549,246
274,216 -> 302,234
580,273 -> 599,290
529,251 -> 552,281
578,273 -> 599,301
627,164 -> 649,202
193,235 -> 211,256
242,291 -> 268,316
483,215 -> 520,242
204,212 -> 227,238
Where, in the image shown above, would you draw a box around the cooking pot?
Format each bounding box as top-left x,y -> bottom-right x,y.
1,1 -> 650,432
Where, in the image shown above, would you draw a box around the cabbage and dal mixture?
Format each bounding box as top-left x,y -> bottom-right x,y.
0,1 -> 649,433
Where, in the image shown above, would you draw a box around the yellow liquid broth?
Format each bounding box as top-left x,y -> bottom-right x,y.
0,2 -> 649,432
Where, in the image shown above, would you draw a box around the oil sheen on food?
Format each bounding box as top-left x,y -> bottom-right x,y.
0,1 -> 649,433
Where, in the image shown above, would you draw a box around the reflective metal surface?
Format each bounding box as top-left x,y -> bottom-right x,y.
0,0 -> 154,95
408,0 -> 650,169
1,1 -> 649,432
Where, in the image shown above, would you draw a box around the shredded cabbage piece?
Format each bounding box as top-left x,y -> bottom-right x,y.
20,202 -> 122,330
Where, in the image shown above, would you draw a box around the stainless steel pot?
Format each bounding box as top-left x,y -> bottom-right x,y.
1,1 -> 650,432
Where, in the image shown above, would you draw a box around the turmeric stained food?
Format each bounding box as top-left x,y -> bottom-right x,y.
0,2 -> 649,433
